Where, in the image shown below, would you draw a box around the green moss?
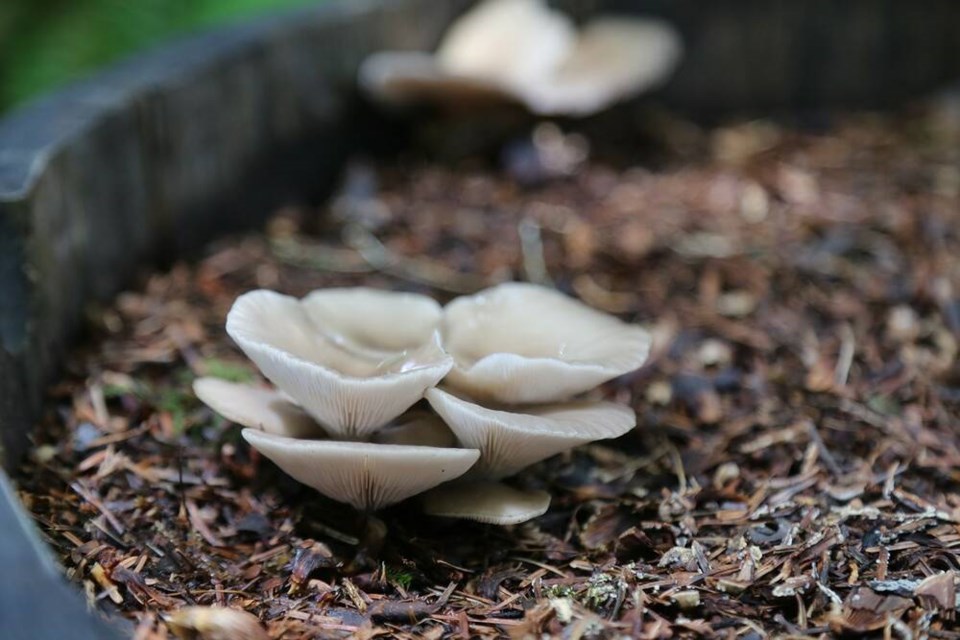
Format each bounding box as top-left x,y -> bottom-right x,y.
1,0 -> 320,111
385,565 -> 415,590
543,584 -> 575,599
201,358 -> 256,383
102,367 -> 200,434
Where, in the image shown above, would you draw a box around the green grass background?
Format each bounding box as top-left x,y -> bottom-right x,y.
0,0 -> 319,113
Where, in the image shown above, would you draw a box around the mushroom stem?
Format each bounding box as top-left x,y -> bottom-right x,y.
345,513 -> 388,574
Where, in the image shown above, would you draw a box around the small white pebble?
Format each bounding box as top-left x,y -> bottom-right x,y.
886,305 -> 920,343
698,339 -> 732,367
672,590 -> 700,609
739,182 -> 769,222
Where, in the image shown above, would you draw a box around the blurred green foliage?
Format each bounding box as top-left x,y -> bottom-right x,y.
0,0 -> 318,112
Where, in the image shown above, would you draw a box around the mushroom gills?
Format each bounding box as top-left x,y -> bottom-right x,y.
226,289 -> 453,438
241,429 -> 479,512
425,387 -> 636,479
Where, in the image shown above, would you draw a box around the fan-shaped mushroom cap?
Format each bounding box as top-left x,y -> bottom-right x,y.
193,377 -> 322,439
421,481 -> 550,525
426,387 -> 636,479
226,289 -> 453,440
242,429 -> 479,512
435,0 -> 575,89
441,283 -> 651,403
520,18 -> 683,116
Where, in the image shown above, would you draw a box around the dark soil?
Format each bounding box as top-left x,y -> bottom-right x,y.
15,102 -> 960,639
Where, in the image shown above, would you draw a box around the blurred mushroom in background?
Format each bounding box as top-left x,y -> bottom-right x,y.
360,0 -> 683,118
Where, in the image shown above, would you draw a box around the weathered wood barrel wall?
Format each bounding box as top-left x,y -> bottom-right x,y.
0,0 -> 957,637
0,2 -> 464,636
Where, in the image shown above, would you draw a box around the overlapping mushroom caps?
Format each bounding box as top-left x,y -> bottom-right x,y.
441,283 -> 651,403
360,0 -> 683,117
194,288 -> 477,513
194,284 -> 650,524
224,288 -> 452,439
420,388 -> 637,523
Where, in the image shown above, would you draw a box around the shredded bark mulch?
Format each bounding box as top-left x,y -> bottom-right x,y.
15,102 -> 960,638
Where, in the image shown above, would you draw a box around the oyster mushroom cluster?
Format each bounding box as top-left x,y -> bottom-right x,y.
194,283 -> 650,525
360,0 -> 683,117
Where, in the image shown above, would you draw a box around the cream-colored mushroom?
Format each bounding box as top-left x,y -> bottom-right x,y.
441,282 -> 651,403
193,377 -> 322,439
519,17 -> 683,117
426,387 -> 636,479
359,0 -> 682,117
202,282 -> 647,527
421,481 -> 551,525
360,0 -> 571,110
242,429 -> 479,512
226,288 -> 452,439
435,0 -> 575,89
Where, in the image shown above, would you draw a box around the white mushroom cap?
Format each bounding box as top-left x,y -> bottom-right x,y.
242,428 -> 479,512
426,387 -> 636,479
441,283 -> 651,403
435,0 -> 575,89
358,0 -> 683,117
193,377 -> 322,439
519,18 -> 683,117
421,481 -> 551,525
226,289 -> 453,439
359,0 -> 571,111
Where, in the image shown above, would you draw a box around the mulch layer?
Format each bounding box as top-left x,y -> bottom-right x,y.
15,102 -> 960,639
